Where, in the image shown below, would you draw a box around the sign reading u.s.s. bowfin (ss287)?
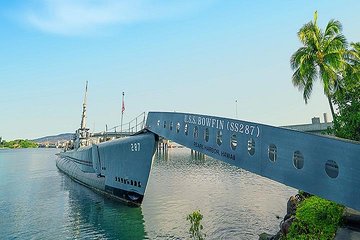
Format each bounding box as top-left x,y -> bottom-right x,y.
184,114 -> 260,137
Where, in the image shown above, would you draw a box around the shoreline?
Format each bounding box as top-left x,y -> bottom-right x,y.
260,193 -> 360,240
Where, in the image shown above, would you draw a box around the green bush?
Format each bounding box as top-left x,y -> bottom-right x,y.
0,139 -> 38,148
187,210 -> 205,240
284,196 -> 344,240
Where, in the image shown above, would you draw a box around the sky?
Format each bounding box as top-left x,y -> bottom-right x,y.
1,0 -> 359,140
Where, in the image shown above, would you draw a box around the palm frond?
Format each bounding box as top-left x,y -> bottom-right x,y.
319,64 -> 338,96
324,34 -> 347,53
333,73 -> 345,93
290,47 -> 313,70
350,42 -> 360,52
292,68 -> 304,89
300,54 -> 316,77
313,11 -> 318,25
292,60 -> 317,103
346,42 -> 360,65
323,52 -> 344,69
324,19 -> 343,39
298,22 -> 317,46
303,75 -> 314,103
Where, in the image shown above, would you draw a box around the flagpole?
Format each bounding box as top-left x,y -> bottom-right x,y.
235,99 -> 238,119
121,92 -> 124,136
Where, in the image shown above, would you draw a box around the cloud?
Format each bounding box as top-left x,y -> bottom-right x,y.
20,0 -> 213,36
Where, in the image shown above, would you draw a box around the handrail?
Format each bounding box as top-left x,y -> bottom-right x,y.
106,112 -> 146,135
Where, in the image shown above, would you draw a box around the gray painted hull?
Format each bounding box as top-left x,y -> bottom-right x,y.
57,132 -> 157,205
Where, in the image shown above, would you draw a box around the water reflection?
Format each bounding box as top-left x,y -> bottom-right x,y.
144,148 -> 296,240
0,148 -> 297,240
156,149 -> 170,161
61,175 -> 147,240
156,148 -> 206,162
190,150 -> 206,162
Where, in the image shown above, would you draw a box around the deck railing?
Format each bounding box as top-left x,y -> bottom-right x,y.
97,112 -> 146,137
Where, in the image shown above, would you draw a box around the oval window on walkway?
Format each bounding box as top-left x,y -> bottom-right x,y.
325,160 -> 339,178
216,130 -> 222,146
268,144 -> 277,162
184,124 -> 188,136
230,134 -> 237,150
194,126 -> 199,139
204,128 -> 209,142
247,138 -> 255,156
163,121 -> 167,129
176,123 -> 180,133
293,151 -> 304,169
170,122 -> 173,131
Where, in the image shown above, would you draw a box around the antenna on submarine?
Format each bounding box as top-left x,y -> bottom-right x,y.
80,81 -> 88,130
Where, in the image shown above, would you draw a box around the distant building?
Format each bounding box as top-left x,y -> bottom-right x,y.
281,113 -> 333,134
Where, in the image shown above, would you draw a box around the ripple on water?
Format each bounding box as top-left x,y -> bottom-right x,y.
0,148 -> 296,240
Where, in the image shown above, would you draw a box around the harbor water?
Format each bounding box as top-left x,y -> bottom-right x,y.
0,148 -> 296,239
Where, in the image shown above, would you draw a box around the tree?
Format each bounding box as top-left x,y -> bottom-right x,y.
290,11 -> 347,119
331,42 -> 360,141
0,139 -> 38,148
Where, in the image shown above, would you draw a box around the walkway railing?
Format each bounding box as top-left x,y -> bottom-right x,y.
103,112 -> 146,137
111,112 -> 146,134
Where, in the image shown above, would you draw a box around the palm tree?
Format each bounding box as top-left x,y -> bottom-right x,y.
290,11 -> 347,119
332,42 -> 360,140
346,42 -> 360,73
347,42 -> 360,63
342,42 -> 360,89
335,41 -> 360,107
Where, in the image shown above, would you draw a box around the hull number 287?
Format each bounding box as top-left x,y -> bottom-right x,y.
131,143 -> 141,152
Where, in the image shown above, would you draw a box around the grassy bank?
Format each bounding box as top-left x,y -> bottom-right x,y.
283,196 -> 344,240
0,139 -> 38,149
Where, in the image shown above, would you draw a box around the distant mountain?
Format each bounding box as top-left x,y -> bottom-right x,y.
33,133 -> 74,143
